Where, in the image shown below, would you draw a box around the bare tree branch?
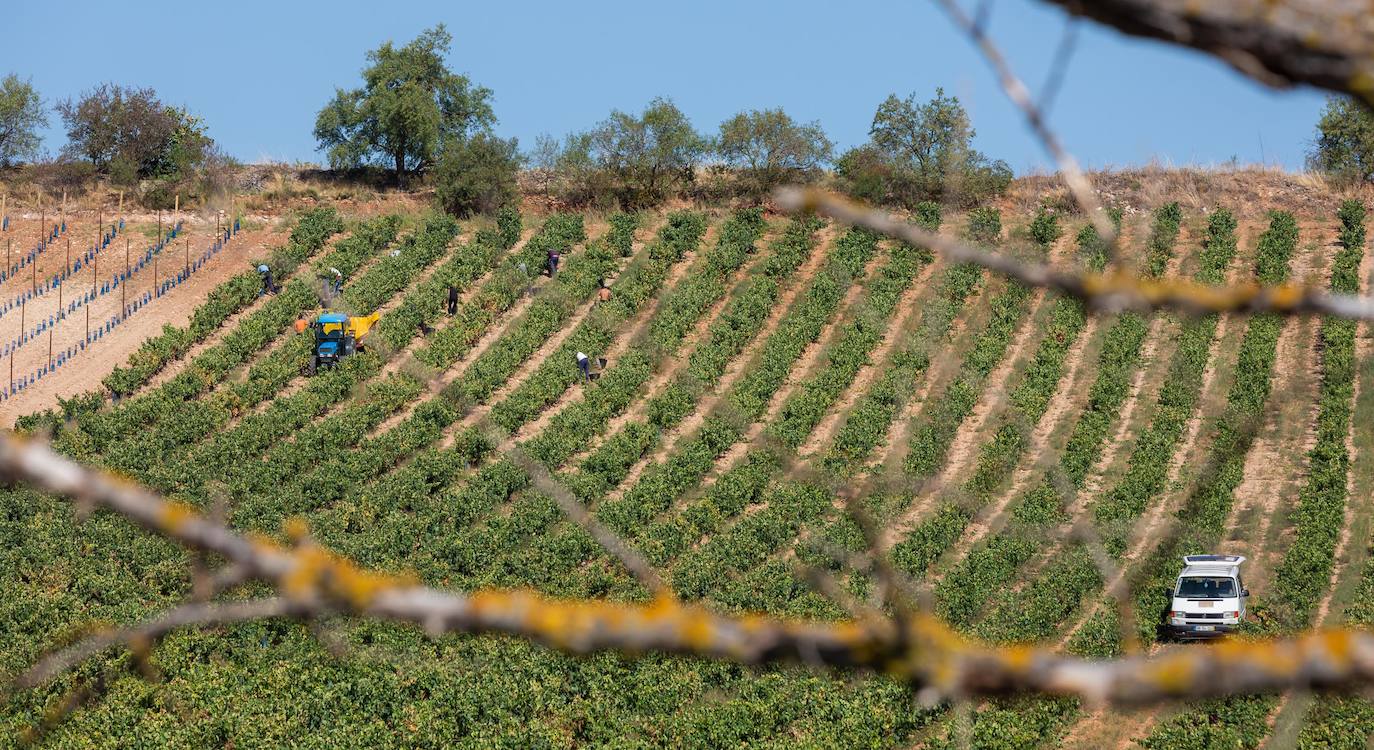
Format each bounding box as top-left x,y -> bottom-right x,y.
774,187 -> 1374,321
1039,17 -> 1081,117
9,430 -> 1374,708
934,0 -> 1118,250
15,598 -> 297,689
1038,0 -> 1374,106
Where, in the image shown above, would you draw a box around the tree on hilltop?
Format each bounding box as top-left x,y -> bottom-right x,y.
715,107 -> 833,200
1310,96 -> 1374,184
56,83 -> 214,184
837,88 -> 1011,208
314,25 -> 495,183
0,74 -> 46,167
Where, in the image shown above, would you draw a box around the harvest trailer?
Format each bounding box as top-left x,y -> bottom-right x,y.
298,312 -> 379,375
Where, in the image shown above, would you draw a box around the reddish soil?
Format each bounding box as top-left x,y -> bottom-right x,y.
1,216 -> 289,424
797,247 -> 940,459
700,245 -> 889,492
507,218 -> 674,449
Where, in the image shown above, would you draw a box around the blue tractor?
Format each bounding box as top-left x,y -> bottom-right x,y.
299,311 -> 379,375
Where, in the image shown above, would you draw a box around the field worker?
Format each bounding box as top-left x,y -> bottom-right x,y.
447,284 -> 459,316
258,264 -> 275,296
598,283 -> 611,304
576,350 -> 590,381
330,267 -> 343,294
294,318 -> 307,334
547,248 -> 560,277
517,261 -> 533,296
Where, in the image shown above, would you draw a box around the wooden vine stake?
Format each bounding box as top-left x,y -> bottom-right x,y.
88,251 -> 97,343
58,238 -> 67,313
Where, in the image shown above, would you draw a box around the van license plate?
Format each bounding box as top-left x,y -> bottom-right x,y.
1199,601 -> 1213,608
1195,625 -> 1214,632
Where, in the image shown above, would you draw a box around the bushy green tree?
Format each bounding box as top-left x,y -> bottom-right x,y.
56,83 -> 213,183
838,88 -> 1011,208
588,97 -> 706,207
1309,96 -> 1374,183
314,25 -> 495,182
433,133 -> 522,216
530,131 -> 606,208
715,107 -> 832,199
0,74 -> 46,166
834,144 -> 892,205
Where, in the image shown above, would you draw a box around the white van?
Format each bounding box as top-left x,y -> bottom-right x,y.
1166,554 -> 1249,639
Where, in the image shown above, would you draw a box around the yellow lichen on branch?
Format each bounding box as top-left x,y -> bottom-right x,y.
9,417 -> 1374,711
774,187 -> 1374,321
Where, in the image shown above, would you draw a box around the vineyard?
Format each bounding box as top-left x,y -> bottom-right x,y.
2,178 -> 1374,749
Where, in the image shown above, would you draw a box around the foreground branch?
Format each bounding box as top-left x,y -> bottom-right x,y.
16,599 -> 297,689
1038,0 -> 1374,105
774,187 -> 1374,321
9,432 -> 1374,708
935,0 -> 1117,248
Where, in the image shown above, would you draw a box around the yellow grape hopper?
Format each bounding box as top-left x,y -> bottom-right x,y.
300,311 -> 380,375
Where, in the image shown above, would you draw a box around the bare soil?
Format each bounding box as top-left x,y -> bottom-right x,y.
1,218 -> 289,424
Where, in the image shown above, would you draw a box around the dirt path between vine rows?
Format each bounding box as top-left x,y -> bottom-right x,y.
650,224 -> 837,464
1222,227 -> 1332,595
1255,233 -> 1374,750
1054,235 -> 1257,652
559,223 -> 720,468
929,315 -> 1105,583
503,215 -> 673,448
919,231 -> 1079,502
1221,306 -> 1322,592
982,237 -> 1195,602
869,260 -> 985,482
795,249 -> 944,460
1,220 -> 289,424
1314,229 -> 1372,626
602,227 -> 782,503
868,276 -> 1042,552
622,221 -> 789,460
1255,227 -> 1371,750
690,248 -> 889,520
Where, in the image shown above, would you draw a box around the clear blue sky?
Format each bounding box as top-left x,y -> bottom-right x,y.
5,0 -> 1330,172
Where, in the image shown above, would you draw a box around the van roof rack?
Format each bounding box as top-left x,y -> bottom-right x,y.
1182,554 -> 1246,567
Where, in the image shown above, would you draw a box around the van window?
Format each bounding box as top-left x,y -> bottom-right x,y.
1177,577 -> 1236,598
